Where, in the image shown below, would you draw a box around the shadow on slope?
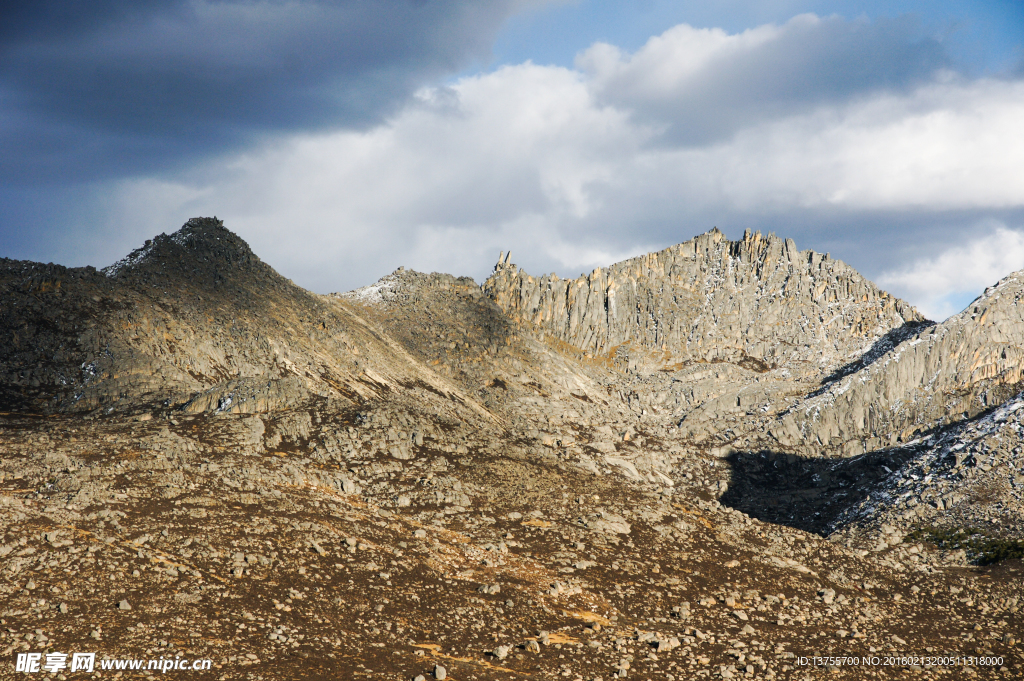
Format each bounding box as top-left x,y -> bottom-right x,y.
810,320 -> 935,397
718,447 -> 924,535
719,394 -> 1024,537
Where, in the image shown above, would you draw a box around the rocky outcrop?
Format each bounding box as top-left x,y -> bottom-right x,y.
485,228 -> 925,375
773,270 -> 1024,453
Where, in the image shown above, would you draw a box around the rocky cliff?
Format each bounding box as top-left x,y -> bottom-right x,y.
773,269 -> 1024,454
484,228 -> 926,376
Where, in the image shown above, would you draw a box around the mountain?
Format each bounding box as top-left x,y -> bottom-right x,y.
773,270 -> 1024,453
0,217 -> 491,418
0,219 -> 1020,681
485,228 -> 925,375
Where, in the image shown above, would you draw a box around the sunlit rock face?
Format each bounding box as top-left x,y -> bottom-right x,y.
485,228 -> 924,376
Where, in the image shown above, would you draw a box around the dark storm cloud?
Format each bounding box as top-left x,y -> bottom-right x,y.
582,13 -> 950,146
0,0 -> 538,183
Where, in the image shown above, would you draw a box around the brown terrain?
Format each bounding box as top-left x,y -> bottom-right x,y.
0,218 -> 1021,680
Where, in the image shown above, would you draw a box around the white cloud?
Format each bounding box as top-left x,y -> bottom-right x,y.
653,78 -> 1024,211
877,223 -> 1024,321
110,63 -> 653,290
578,13 -> 948,145
578,18 -> 783,98
103,15 -> 1024,303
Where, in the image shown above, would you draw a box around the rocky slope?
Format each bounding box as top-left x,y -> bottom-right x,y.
1,219 -> 1021,680
0,218 -> 488,420
772,271 -> 1024,455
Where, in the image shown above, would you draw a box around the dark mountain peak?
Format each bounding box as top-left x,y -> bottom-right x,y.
102,217 -> 263,280
166,216 -> 258,265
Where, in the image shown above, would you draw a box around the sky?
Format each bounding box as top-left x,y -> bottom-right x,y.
2,1 -> 1023,321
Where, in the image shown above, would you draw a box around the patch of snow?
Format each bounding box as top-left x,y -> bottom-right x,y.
338,273 -> 401,305
102,241 -> 157,277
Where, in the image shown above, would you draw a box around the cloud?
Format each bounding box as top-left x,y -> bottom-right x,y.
12,13 -> 1024,316
99,62 -> 656,289
877,223 -> 1024,321
626,77 -> 1024,212
578,13 -> 948,144
0,0 -> 544,184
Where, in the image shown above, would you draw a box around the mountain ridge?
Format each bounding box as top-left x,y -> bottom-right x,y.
0,218 -> 1021,680
485,227 -> 927,377
773,267 -> 1024,455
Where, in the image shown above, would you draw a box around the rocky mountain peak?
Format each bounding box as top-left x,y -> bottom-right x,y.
102,217 -> 266,283
772,263 -> 1024,454
485,228 -> 925,376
